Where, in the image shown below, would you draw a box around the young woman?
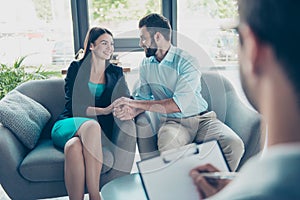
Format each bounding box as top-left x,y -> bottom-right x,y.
51,27 -> 130,200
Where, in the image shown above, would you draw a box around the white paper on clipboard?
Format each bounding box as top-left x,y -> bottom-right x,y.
137,139 -> 230,200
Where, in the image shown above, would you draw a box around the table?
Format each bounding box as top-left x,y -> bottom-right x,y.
101,173 -> 147,200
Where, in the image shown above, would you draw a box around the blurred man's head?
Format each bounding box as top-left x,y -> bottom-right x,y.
237,0 -> 300,111
138,13 -> 172,57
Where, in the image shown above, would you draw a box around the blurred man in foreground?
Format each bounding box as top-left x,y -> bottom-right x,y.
190,0 -> 300,199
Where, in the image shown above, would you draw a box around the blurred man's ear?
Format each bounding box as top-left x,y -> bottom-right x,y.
239,24 -> 262,76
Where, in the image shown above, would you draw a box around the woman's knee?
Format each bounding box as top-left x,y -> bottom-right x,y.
79,120 -> 101,138
64,137 -> 83,155
78,120 -> 102,152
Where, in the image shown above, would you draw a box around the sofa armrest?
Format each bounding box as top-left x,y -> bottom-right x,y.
135,112 -> 159,160
225,91 -> 262,168
108,118 -> 137,173
0,125 -> 29,188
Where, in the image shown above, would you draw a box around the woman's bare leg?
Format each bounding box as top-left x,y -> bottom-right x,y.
77,120 -> 103,200
64,137 -> 85,200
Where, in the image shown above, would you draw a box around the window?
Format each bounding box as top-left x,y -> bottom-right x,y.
177,0 -> 239,67
87,0 -> 162,38
0,0 -> 74,70
176,0 -> 249,104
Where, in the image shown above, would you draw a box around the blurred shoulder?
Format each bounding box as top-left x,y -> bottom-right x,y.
106,63 -> 124,75
67,60 -> 81,71
108,63 -> 122,71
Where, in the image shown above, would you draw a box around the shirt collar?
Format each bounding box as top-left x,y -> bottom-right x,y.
163,45 -> 175,63
149,45 -> 175,63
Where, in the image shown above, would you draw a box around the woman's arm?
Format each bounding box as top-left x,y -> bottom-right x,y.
63,61 -> 80,117
86,105 -> 114,116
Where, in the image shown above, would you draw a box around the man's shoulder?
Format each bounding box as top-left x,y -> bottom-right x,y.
141,56 -> 155,63
171,46 -> 192,56
170,46 -> 197,64
139,57 -> 156,70
212,151 -> 300,200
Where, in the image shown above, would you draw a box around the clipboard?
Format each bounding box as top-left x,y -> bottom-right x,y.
137,139 -> 230,200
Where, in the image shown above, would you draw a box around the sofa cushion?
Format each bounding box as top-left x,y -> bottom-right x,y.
0,90 -> 51,149
19,139 -> 114,182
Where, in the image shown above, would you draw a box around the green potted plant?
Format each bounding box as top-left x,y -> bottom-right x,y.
0,56 -> 60,99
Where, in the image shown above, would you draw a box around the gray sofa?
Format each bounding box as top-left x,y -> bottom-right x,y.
135,71 -> 262,170
0,79 -> 137,200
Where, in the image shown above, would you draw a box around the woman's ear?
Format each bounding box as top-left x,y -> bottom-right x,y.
89,43 -> 94,51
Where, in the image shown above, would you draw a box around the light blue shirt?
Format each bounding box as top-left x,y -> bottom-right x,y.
210,144 -> 300,200
134,45 -> 208,118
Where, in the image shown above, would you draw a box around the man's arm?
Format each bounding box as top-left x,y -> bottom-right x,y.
113,97 -> 181,114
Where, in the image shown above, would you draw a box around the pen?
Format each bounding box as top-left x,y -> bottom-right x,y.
200,171 -> 238,180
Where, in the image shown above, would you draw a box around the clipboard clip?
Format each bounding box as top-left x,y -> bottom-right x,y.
161,143 -> 199,163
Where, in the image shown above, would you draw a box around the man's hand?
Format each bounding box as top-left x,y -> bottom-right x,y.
189,164 -> 231,199
113,105 -> 136,120
112,97 -> 133,108
112,97 -> 144,120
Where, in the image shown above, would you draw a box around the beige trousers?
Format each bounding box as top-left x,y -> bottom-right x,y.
157,111 -> 245,171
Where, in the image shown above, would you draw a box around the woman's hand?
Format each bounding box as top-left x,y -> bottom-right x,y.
101,104 -> 114,115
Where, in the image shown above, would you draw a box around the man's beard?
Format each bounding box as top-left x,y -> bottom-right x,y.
145,47 -> 157,57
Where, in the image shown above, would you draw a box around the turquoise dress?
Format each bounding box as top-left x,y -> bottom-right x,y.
51,82 -> 105,149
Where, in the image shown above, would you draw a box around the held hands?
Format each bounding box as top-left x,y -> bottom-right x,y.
112,97 -> 137,120
113,105 -> 136,120
113,97 -> 133,108
189,164 -> 231,199
86,97 -> 138,120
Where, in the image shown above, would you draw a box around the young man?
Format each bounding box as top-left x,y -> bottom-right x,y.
113,13 -> 244,171
190,0 -> 300,199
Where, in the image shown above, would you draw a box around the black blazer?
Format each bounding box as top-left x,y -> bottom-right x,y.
57,55 -> 130,138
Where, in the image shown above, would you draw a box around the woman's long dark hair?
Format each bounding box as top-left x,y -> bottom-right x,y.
80,27 -> 113,61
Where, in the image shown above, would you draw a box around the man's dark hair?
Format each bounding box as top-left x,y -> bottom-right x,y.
138,13 -> 172,41
239,0 -> 300,105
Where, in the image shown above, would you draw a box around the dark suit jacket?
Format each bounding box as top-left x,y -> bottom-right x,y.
56,55 -> 130,139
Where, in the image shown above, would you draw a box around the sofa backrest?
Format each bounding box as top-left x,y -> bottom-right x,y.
15,79 -> 65,139
200,72 -> 261,168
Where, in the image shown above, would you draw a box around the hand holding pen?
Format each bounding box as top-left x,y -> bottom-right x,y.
199,171 -> 237,180
189,163 -> 235,199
